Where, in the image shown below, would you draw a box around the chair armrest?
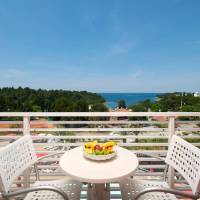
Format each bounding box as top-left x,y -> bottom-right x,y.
37,152 -> 64,161
34,152 -> 64,181
139,153 -> 169,181
139,152 -> 165,162
2,185 -> 69,200
134,187 -> 200,200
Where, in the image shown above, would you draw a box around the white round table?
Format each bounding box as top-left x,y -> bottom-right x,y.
60,146 -> 138,200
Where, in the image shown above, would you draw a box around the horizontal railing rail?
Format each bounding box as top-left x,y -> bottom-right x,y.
0,111 -> 200,117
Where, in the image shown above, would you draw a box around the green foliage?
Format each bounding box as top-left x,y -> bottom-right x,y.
129,99 -> 153,112
129,92 -> 200,112
0,87 -> 107,112
54,97 -> 71,112
181,104 -> 200,112
90,103 -> 108,112
118,99 -> 126,108
73,100 -> 89,112
32,105 -> 42,112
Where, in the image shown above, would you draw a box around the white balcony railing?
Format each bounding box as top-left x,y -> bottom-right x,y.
0,112 -> 200,199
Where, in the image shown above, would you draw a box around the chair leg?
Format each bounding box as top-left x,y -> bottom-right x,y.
23,168 -> 31,188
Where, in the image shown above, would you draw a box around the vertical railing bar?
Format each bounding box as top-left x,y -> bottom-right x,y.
23,116 -> 31,188
168,116 -> 175,188
23,116 -> 30,135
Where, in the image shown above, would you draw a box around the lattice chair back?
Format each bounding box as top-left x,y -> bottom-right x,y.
165,135 -> 200,195
0,135 -> 37,193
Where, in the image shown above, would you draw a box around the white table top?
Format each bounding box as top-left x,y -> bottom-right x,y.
59,146 -> 138,183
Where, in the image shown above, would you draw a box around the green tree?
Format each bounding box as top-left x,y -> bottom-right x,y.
90,103 -> 108,112
73,100 -> 89,112
54,97 -> 70,112
118,99 -> 126,108
0,87 -> 106,112
129,93 -> 200,113
32,105 -> 42,112
129,99 -> 152,112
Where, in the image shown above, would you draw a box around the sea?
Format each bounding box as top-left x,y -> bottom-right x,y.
100,93 -> 160,109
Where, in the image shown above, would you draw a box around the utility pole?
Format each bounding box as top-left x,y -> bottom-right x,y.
180,92 -> 183,109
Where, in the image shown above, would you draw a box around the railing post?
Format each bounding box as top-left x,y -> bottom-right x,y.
23,116 -> 31,188
23,116 -> 30,135
168,116 -> 175,188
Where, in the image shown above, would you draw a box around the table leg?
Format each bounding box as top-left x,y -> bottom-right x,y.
88,183 -> 110,200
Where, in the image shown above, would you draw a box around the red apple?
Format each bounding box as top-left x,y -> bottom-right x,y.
94,145 -> 102,151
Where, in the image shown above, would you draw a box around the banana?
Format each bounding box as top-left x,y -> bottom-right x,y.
102,141 -> 116,147
84,141 -> 116,154
84,140 -> 97,149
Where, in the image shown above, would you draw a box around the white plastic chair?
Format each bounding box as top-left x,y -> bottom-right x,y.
120,135 -> 200,200
0,135 -> 82,200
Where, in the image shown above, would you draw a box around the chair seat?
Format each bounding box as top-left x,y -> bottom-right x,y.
120,178 -> 177,200
24,179 -> 82,200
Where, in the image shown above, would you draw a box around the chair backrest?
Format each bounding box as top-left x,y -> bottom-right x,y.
0,135 -> 37,193
165,135 -> 200,195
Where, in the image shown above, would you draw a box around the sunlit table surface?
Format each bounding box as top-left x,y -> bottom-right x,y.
60,146 -> 138,200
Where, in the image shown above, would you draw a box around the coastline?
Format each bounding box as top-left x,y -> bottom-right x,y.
100,93 -> 160,109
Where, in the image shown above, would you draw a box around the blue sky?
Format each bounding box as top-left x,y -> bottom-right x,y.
0,0 -> 200,92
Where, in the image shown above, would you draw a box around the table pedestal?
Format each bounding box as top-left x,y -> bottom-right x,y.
88,183 -> 110,200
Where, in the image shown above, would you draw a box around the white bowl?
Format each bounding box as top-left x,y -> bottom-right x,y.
83,151 -> 117,161
83,146 -> 117,161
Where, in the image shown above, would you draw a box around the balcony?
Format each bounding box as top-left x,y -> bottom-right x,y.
0,112 -> 200,199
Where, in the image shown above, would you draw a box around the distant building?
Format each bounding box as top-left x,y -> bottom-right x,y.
150,116 -> 168,122
148,108 -> 167,122
109,107 -> 132,121
194,92 -> 200,97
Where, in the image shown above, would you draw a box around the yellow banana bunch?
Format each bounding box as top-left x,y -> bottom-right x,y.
84,140 -> 117,155
102,141 -> 116,148
102,141 -> 116,153
84,140 -> 97,153
85,140 -> 97,147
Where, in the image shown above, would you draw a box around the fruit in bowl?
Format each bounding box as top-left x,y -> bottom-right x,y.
84,141 -> 117,160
